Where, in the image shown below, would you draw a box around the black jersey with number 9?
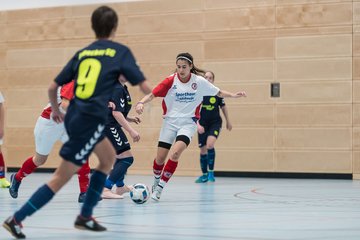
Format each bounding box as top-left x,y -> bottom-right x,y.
55,39 -> 145,120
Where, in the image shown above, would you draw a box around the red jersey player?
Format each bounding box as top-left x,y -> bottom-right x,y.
136,52 -> 246,201
9,81 -> 91,202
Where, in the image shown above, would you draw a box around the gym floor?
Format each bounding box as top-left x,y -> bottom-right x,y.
1,173 -> 359,239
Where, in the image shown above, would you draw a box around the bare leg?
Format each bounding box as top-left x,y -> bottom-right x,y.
47,160 -> 81,193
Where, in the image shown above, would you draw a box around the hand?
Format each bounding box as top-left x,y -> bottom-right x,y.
130,129 -> 140,142
135,102 -> 144,115
118,74 -> 128,83
108,102 -> 116,110
51,109 -> 65,123
233,91 -> 247,98
197,124 -> 205,134
128,116 -> 141,124
226,121 -> 232,131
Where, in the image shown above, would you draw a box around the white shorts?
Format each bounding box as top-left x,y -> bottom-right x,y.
158,117 -> 197,145
34,116 -> 68,155
0,138 -> 3,145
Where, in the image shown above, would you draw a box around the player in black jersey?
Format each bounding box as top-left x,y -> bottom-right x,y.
101,77 -> 141,199
3,6 -> 151,239
195,71 -> 233,183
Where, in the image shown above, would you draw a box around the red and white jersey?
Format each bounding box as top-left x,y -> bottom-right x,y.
41,81 -> 74,119
152,73 -> 219,118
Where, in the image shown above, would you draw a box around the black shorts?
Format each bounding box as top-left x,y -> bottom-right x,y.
60,105 -> 106,166
198,121 -> 222,148
104,124 -> 130,155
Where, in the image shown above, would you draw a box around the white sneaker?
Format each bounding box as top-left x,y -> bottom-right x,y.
151,185 -> 163,201
101,188 -> 124,199
152,177 -> 160,193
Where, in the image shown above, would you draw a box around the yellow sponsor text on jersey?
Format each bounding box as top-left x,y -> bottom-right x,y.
202,104 -> 214,111
78,48 -> 116,60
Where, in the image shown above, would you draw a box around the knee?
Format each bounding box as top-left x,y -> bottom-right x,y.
119,156 -> 134,166
200,147 -> 207,155
100,154 -> 116,173
170,151 -> 181,161
207,142 -> 215,149
34,156 -> 47,166
125,157 -> 134,166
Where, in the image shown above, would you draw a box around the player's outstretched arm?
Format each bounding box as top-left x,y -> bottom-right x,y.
138,80 -> 152,95
135,93 -> 155,115
112,110 -> 140,142
217,90 -> 247,98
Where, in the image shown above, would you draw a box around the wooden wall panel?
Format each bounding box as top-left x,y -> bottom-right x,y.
205,38 -> 274,60
354,127 -> 360,150
278,81 -> 352,103
205,0 -> 275,9
277,0 -> 352,4
7,48 -> 66,68
354,151 -> 360,174
202,61 -> 274,82
0,0 -> 357,178
126,0 -> 203,14
276,3 -> 352,28
276,35 -> 352,58
276,58 -> 352,81
276,151 -> 352,173
277,105 -> 352,126
354,81 -> 360,103
276,128 -> 351,149
204,7 -> 275,31
127,13 -> 203,35
214,150 -> 275,172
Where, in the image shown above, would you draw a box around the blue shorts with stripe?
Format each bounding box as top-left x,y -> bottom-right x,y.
60,105 -> 106,166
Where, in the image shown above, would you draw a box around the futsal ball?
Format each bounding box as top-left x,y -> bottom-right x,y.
130,183 -> 150,204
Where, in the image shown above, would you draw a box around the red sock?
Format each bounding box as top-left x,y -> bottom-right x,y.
153,159 -> 164,177
77,160 -> 90,193
161,159 -> 178,183
0,152 -> 5,178
15,156 -> 37,182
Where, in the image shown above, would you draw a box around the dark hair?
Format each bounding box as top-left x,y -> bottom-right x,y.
91,6 -> 118,38
176,52 -> 206,77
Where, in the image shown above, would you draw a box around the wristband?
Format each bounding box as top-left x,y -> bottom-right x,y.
136,102 -> 144,105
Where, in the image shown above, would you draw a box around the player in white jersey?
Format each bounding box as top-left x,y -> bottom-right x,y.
9,81 -> 91,202
136,52 -> 246,201
0,91 -> 10,188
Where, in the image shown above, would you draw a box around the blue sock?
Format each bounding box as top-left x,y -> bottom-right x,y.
104,178 -> 115,190
208,148 -> 215,171
199,154 -> 208,174
81,170 -> 106,218
14,184 -> 55,223
107,157 -> 133,187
